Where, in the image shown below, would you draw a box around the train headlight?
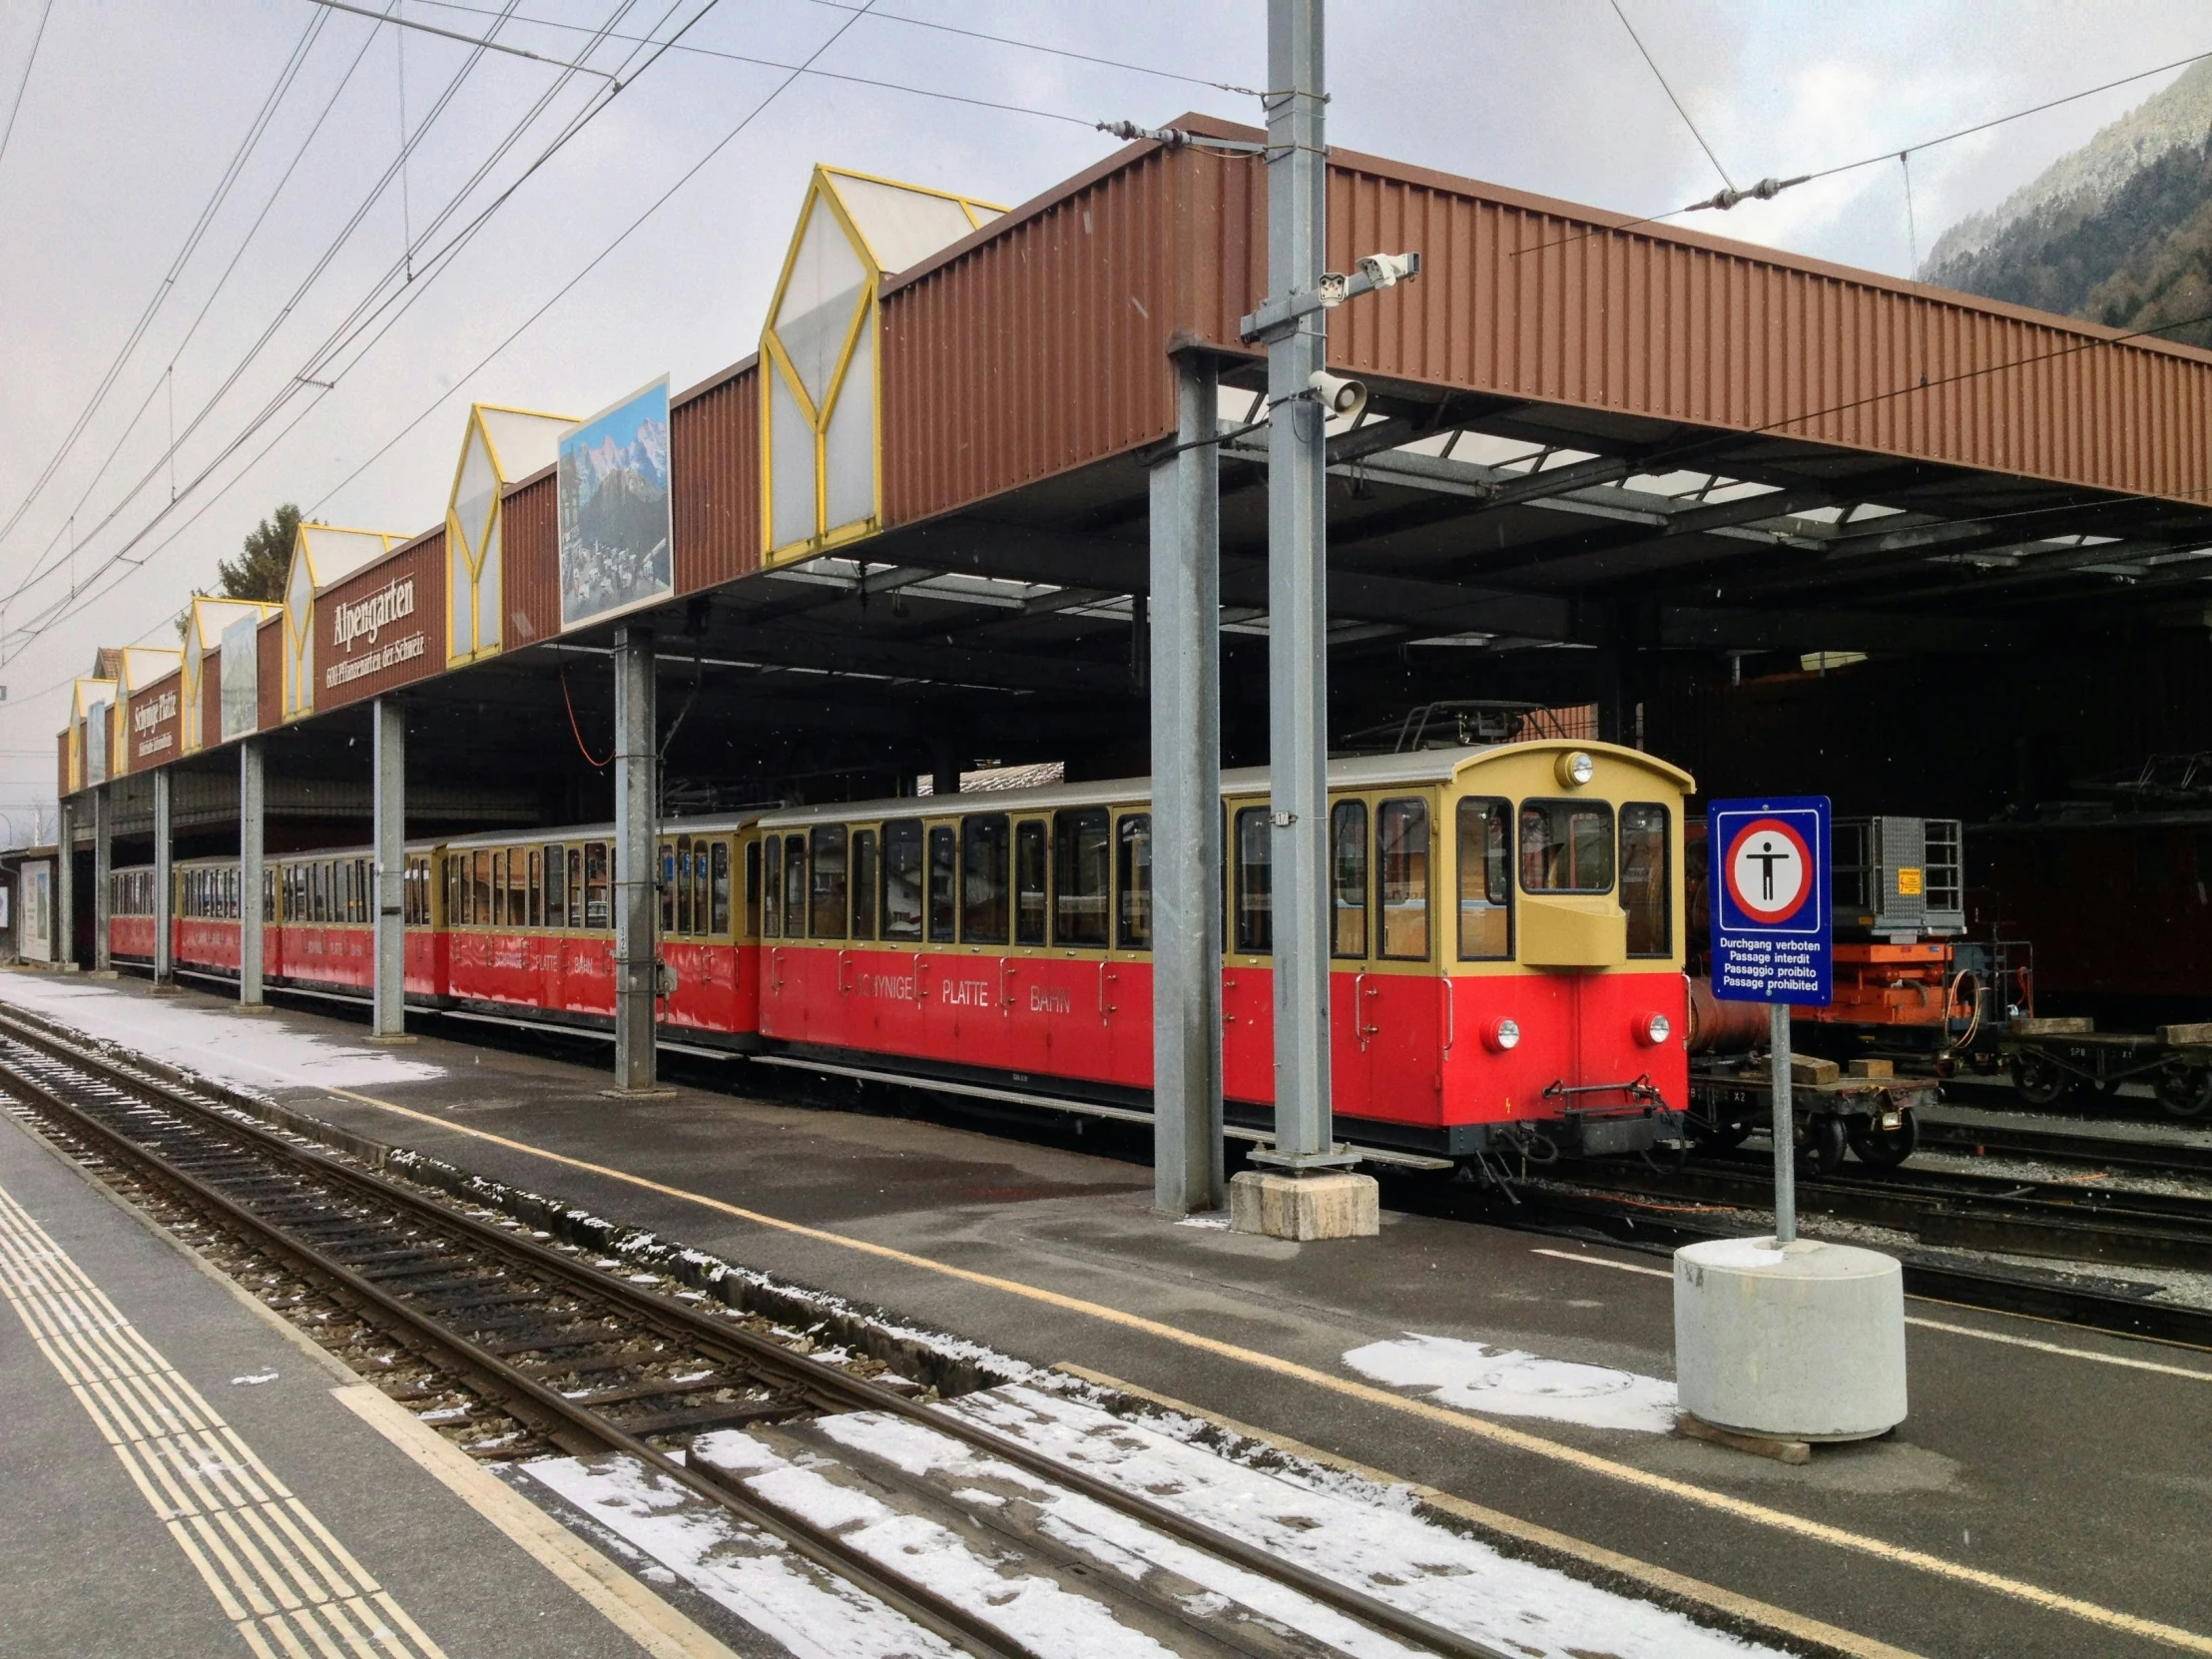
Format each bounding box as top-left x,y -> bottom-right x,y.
1635,1011 -> 1673,1046
1483,1017 -> 1521,1052
1556,750 -> 1595,788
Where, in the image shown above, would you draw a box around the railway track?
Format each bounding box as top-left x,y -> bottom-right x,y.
0,1006 -> 1509,1659
1916,1115 -> 2212,1179
1598,1152 -> 2212,1274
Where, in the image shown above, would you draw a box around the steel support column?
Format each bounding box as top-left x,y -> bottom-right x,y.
612,626 -> 659,1091
1149,352 -> 1225,1216
55,797 -> 75,970
93,787 -> 111,973
240,739 -> 266,1008
152,771 -> 173,987
370,699 -> 407,1039
1260,0 -> 1345,1169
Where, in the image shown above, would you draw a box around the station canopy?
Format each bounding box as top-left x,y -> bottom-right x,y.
75,116 -> 2212,817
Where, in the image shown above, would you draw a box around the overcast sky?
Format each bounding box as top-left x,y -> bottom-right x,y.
0,0 -> 2203,836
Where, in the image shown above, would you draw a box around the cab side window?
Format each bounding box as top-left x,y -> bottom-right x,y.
881,820 -> 923,940
1456,798 -> 1512,959
1378,799 -> 1430,959
1330,800 -> 1367,957
1621,804 -> 1670,957
1234,807 -> 1272,954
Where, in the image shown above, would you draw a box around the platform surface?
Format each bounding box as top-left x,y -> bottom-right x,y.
0,1061 -> 752,1659
10,969 -> 2212,1659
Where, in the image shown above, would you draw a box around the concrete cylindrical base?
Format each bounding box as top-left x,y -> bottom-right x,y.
1674,1237 -> 1907,1440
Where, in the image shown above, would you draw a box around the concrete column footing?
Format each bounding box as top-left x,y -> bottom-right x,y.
234,1003 -> 276,1016
599,1086 -> 680,1100
147,982 -> 181,996
85,970 -> 119,981
1229,1170 -> 1379,1240
363,1033 -> 418,1046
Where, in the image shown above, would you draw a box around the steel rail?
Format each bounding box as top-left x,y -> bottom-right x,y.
0,1007 -> 1514,1659
1917,1117 -> 2212,1179
0,1045 -> 1032,1659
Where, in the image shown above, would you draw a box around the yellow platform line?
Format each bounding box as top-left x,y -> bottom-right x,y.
0,1180 -> 446,1657
307,1075 -> 2212,1655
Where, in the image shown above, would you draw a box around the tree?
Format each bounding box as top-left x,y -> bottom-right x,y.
219,503 -> 301,603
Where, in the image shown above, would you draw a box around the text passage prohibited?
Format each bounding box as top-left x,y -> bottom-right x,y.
1709,796 -> 1832,1006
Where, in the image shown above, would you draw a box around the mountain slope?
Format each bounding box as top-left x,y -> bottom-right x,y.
1922,59 -> 2212,347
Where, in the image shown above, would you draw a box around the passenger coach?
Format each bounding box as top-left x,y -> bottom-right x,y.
106,740 -> 1691,1163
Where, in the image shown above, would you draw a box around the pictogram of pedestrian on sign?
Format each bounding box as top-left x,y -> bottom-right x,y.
1709,797 -> 1831,1005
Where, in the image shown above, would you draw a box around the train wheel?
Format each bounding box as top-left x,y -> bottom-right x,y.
1849,1109 -> 1919,1170
2009,1053 -> 2067,1107
2155,1066 -> 2212,1120
1797,1116 -> 1850,1180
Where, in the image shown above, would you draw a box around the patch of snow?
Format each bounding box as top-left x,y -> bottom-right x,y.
933,1385 -> 1780,1659
1342,1334 -> 1678,1434
0,973 -> 443,1092
692,1432 -> 1181,1657
1175,1213 -> 1231,1230
230,1370 -> 279,1385
525,1454 -> 961,1659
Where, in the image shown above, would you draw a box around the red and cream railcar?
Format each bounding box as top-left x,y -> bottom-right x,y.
109,858 -> 246,972
751,742 -> 1689,1158
437,819 -> 757,1041
106,741 -> 1690,1159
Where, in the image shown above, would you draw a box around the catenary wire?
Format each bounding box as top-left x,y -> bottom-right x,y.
0,10 -> 330,559
0,1 -> 712,659
412,0 -> 1260,97
1605,0 -> 1733,191
302,0 -> 887,520
1513,41 -> 2212,259
1,0 -> 620,625
0,0 -> 54,179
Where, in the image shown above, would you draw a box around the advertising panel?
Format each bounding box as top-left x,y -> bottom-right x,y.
559,376 -> 673,631
222,613 -> 260,740
129,677 -> 181,769
85,700 -> 108,785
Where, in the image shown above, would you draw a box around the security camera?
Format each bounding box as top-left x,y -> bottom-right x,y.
1357,251 -> 1420,288
1308,369 -> 1369,422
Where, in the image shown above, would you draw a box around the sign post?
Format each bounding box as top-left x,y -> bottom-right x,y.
1709,797 -> 1832,1243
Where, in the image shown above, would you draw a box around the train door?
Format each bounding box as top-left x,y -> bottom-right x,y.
1222,804 -> 1275,1103
1024,808 -> 1113,1083
867,818 -> 927,1054
999,817 -> 1052,1071
1361,795 -> 1444,1127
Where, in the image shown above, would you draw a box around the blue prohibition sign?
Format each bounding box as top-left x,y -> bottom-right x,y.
1709,795 -> 1832,1006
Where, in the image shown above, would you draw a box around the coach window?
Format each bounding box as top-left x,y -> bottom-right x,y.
881,819 -> 922,940
1014,821 -> 1047,946
1621,805 -> 1670,957
1520,800 -> 1615,893
1052,809 -> 1110,948
961,816 -> 1009,945
660,841 -> 679,935
1456,798 -> 1513,959
762,836 -> 784,936
848,831 -> 876,939
1379,800 -> 1431,959
265,868 -> 276,923
1330,801 -> 1368,957
310,861 -> 326,923
811,826 -> 849,939
584,840 -> 610,929
712,840 -> 732,936
567,846 -> 584,929
544,845 -> 566,928
926,826 -> 957,942
494,849 -> 511,927
472,849 -> 493,925
1117,815 -> 1152,951
1234,806 -> 1272,954
519,849 -> 536,927
743,839 -> 762,937
783,834 -> 808,938
693,840 -> 712,936
444,858 -> 460,926
675,838 -> 694,935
